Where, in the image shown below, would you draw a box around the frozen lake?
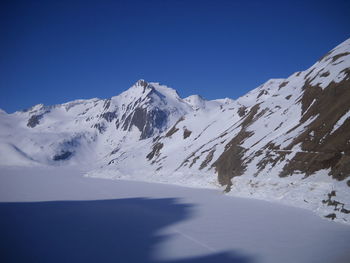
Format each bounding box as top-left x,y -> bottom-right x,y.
1,166 -> 350,263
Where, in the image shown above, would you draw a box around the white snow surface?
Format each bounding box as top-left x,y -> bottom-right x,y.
0,166 -> 350,263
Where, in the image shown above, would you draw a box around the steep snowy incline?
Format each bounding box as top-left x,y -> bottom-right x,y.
88,38 -> 350,223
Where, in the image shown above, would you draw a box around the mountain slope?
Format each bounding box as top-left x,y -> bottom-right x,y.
1,39 -> 350,223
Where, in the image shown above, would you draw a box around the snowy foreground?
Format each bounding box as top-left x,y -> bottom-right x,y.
1,166 -> 350,263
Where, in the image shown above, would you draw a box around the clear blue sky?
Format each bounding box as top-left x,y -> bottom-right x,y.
1,0 -> 349,113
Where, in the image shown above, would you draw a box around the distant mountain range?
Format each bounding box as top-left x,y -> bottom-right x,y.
1,38 -> 350,223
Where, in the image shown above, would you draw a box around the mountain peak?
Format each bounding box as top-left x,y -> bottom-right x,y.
135,79 -> 149,88
118,79 -> 154,101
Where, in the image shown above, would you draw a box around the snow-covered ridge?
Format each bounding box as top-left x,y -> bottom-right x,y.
1,38 -> 350,224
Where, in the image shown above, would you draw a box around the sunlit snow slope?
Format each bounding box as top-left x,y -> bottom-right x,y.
1,39 -> 350,223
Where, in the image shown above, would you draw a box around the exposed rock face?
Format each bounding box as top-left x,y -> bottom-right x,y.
27,114 -> 42,128
101,111 -> 117,122
279,78 -> 350,180
214,75 -> 350,185
213,104 -> 262,189
183,128 -> 192,139
122,107 -> 168,139
53,151 -> 72,161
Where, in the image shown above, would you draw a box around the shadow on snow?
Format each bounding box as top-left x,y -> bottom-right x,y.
0,198 -> 253,263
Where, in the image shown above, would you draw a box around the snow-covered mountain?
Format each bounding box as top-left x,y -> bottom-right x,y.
1,39 -> 350,223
